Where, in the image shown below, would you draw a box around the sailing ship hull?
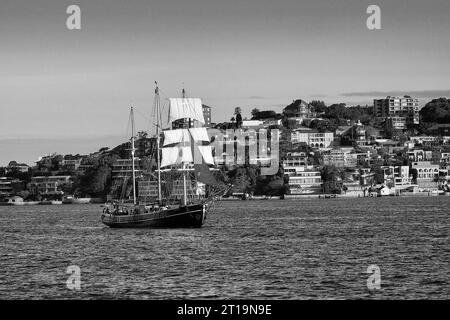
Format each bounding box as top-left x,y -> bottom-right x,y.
101,204 -> 206,228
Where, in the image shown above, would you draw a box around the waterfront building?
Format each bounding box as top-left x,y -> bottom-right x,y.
27,176 -> 72,196
282,152 -> 322,194
0,177 -> 13,198
373,96 -> 419,125
359,168 -> 375,186
411,161 -> 440,189
381,166 -> 413,188
284,166 -> 323,195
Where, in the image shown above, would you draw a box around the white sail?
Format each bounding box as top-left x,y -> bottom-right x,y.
188,127 -> 210,143
163,129 -> 191,146
168,98 -> 205,124
197,146 -> 214,165
160,146 -> 193,168
160,128 -> 214,167
163,128 -> 210,146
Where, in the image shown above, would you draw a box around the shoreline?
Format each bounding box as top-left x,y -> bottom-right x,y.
2,192 -> 449,206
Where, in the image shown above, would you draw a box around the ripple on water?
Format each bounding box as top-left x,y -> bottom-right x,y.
0,197 -> 449,299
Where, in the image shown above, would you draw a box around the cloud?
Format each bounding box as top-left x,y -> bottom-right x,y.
341,90 -> 450,98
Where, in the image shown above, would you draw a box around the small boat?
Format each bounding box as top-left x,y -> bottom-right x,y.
101,83 -> 226,228
0,196 -> 25,206
38,200 -> 63,205
63,195 -> 91,204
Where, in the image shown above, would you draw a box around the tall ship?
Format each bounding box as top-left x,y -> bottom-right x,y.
101,83 -> 225,228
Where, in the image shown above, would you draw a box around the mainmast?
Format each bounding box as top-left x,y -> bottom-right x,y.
181,86 -> 188,206
130,107 -> 137,205
155,82 -> 162,203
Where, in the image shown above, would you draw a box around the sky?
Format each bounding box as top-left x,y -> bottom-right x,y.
0,0 -> 449,165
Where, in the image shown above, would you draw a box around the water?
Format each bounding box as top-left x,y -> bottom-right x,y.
0,197 -> 448,299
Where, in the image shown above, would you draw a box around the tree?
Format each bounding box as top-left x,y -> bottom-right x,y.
320,165 -> 344,194
251,110 -> 277,120
310,100 -> 327,113
420,98 -> 450,123
251,108 -> 260,118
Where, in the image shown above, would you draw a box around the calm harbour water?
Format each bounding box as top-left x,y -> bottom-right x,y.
0,197 -> 449,299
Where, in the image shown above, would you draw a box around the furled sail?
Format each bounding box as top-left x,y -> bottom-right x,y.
168,98 -> 205,124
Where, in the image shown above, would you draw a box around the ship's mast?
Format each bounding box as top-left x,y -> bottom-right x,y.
182,86 -> 187,206
155,82 -> 162,203
130,107 -> 137,205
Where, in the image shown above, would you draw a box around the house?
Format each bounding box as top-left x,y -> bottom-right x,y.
27,176 -> 72,196
283,99 -> 316,127
411,161 -> 440,189
282,152 -> 322,194
322,147 -> 358,168
407,149 -> 433,162
410,136 -> 438,145
60,158 -> 82,171
0,177 -> 13,198
291,129 -> 334,149
241,120 -> 264,129
284,166 -> 323,195
385,117 -> 407,137
335,126 -> 352,136
6,161 -> 30,173
381,166 -> 413,188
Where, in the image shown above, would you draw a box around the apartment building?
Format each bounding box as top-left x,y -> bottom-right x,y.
373,96 -> 419,125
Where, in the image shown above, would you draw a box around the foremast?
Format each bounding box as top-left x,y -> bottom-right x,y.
130,107 -> 137,205
154,82 -> 162,203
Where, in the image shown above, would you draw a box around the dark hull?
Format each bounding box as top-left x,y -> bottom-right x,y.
101,204 -> 206,228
